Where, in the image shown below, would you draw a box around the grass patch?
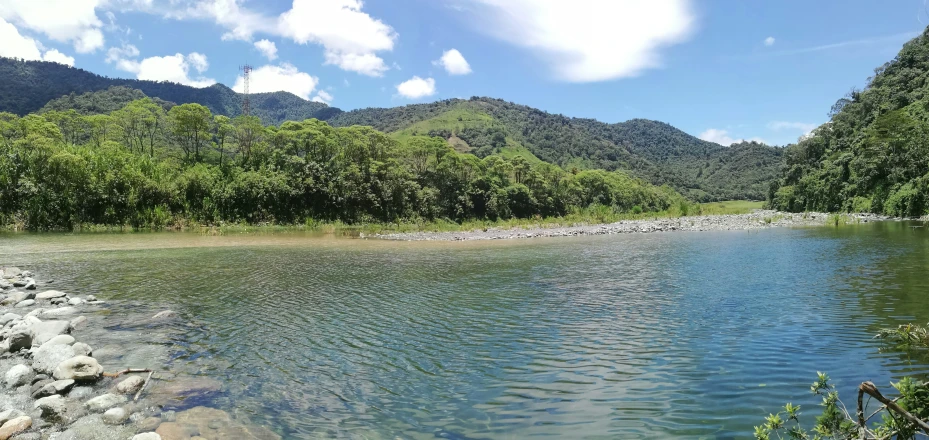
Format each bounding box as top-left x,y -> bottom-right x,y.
698,200 -> 765,215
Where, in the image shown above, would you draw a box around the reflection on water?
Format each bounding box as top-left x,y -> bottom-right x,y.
3,222 -> 929,439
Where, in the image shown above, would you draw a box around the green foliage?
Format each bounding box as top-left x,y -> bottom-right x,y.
876,322 -> 929,347
768,27 -> 929,216
0,100 -> 688,230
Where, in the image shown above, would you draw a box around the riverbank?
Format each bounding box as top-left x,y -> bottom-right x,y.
371,211 -> 893,241
0,268 -> 279,440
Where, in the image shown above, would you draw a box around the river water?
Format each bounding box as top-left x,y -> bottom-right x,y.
2,222 -> 929,439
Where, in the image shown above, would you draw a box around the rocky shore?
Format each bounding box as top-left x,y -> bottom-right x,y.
0,268 -> 280,440
373,211 -> 892,241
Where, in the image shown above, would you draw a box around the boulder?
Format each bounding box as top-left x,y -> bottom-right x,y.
70,316 -> 88,329
23,278 -> 36,290
85,393 -> 127,412
4,364 -> 34,388
40,307 -> 78,318
30,320 -> 70,346
21,270 -> 33,278
30,379 -> 54,395
138,417 -> 162,432
32,379 -> 75,398
35,290 -> 67,300
51,297 -> 67,305
154,422 -> 188,440
0,415 -> 32,439
34,394 -> 67,418
85,295 -> 97,302
42,334 -> 75,347
0,313 -> 20,326
14,299 -> 34,308
68,297 -> 84,306
1,267 -> 20,278
32,344 -> 76,375
151,310 -> 178,321
102,407 -> 129,425
11,279 -> 28,287
7,328 -> 33,352
54,356 -> 104,382
132,433 -> 163,440
115,376 -> 146,395
72,342 -> 93,357
0,409 -> 25,426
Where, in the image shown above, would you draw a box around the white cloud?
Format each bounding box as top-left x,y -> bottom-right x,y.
324,51 -> 388,76
764,36 -> 775,46
0,0 -> 106,53
254,39 -> 277,60
396,76 -> 436,99
41,49 -> 76,66
768,121 -> 818,134
311,89 -> 333,104
232,63 -> 318,99
699,128 -> 765,146
434,49 -> 472,75
0,17 -> 76,66
105,43 -> 139,63
459,0 -> 694,82
116,52 -> 216,88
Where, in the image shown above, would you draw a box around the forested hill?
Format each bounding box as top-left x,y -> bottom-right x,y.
326,98 -> 785,201
0,57 -> 332,125
768,27 -> 929,217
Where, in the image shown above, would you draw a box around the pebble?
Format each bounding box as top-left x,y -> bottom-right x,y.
4,364 -> 34,388
85,393 -> 128,412
132,433 -> 163,440
116,376 -> 146,395
102,407 -> 129,425
0,416 -> 32,439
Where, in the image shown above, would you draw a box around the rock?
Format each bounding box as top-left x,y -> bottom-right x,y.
0,416 -> 32,439
69,316 -> 88,330
7,329 -> 32,352
35,290 -> 67,300
102,408 -> 129,425
161,411 -> 176,422
23,279 -> 36,290
72,342 -> 92,357
21,270 -> 32,278
49,413 -> 138,440
0,313 -> 19,326
1,267 -> 21,278
85,394 -> 127,412
116,376 -> 146,395
0,410 -> 25,426
154,422 -> 189,440
40,307 -> 77,318
137,417 -> 162,432
32,344 -> 76,375
30,378 -> 54,396
34,394 -> 67,418
132,434 -> 162,440
0,291 -> 31,306
4,364 -> 34,388
42,334 -> 75,347
13,300 -> 34,308
54,356 -> 103,382
50,297 -> 67,305
31,374 -> 49,384
67,386 -> 94,399
85,295 -> 97,302
0,279 -> 11,290
67,297 -> 83,306
12,433 -> 40,440
30,320 -> 70,346
153,377 -> 222,400
32,379 -> 75,398
11,279 -> 27,287
151,310 -> 178,321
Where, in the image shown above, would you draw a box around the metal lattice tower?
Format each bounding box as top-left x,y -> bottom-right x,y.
239,64 -> 252,116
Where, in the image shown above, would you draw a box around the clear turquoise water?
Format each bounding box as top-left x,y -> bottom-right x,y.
3,222 -> 929,439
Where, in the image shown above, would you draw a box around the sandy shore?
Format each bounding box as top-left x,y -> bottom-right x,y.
373,211 -> 891,241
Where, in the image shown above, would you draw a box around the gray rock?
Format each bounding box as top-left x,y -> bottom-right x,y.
131,433 -> 162,440
0,409 -> 25,425
0,312 -> 20,326
21,270 -> 33,278
12,432 -> 41,440
85,295 -> 97,302
84,393 -> 127,412
69,316 -> 88,330
14,299 -> 35,308
32,344 -> 76,375
137,416 -> 161,432
32,379 -> 75,398
54,356 -> 103,382
67,386 -> 94,399
7,328 -> 33,352
151,310 -> 177,321
31,374 -> 49,383
30,320 -> 70,346
34,394 -> 67,417
23,278 -> 36,290
40,307 -> 78,318
4,364 -> 34,388
51,297 -> 67,305
35,290 -> 67,300
51,413 -> 139,440
11,278 -> 28,287
41,334 -> 76,347
0,279 -> 11,290
67,297 -> 83,306
1,267 -> 21,278
160,410 -> 175,422
115,376 -> 145,395
72,342 -> 92,357
30,378 -> 54,396
101,407 -> 128,425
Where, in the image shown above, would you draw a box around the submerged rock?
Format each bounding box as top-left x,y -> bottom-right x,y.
132,433 -> 162,440
102,407 -> 129,425
72,342 -> 93,357
54,356 -> 103,382
4,364 -> 34,388
69,316 -> 88,330
151,310 -> 178,321
85,394 -> 127,412
50,413 -> 138,440
115,376 -> 146,395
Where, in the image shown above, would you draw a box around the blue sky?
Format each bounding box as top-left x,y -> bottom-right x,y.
0,0 -> 925,146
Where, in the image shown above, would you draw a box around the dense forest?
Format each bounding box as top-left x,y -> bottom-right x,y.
1,57 -> 785,202
0,99 -> 687,230
768,27 -> 929,217
0,57 -> 333,125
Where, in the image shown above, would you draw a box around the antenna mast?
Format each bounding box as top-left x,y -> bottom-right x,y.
239,64 -> 252,116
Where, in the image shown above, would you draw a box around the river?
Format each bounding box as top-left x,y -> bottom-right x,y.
2,221 -> 928,439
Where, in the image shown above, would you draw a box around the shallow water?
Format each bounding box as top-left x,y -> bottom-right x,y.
3,222 -> 929,439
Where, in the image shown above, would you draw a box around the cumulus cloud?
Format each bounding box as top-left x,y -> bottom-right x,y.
699,129 -> 765,146
0,0 -> 106,53
311,89 -> 333,104
232,63 -> 319,99
396,76 -> 436,99
116,52 -> 216,88
764,36 -> 775,46
458,0 -> 694,82
105,43 -> 139,63
434,49 -> 472,75
0,17 -> 76,66
768,121 -> 817,134
254,39 -> 277,60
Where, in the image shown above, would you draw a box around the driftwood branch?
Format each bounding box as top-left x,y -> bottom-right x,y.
134,370 -> 154,401
103,368 -> 153,378
858,381 -> 929,435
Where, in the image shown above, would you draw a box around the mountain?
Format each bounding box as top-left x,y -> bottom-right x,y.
40,86 -> 176,114
0,57 -> 331,125
768,27 -> 929,217
326,98 -> 785,201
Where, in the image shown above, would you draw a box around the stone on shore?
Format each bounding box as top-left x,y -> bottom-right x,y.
0,410 -> 25,426
33,344 -> 76,375
70,316 -> 88,330
133,433 -> 163,440
42,334 -> 76,347
34,394 -> 67,418
0,313 -> 21,326
54,356 -> 104,382
7,328 -> 33,352
102,407 -> 129,425
32,379 -> 75,399
51,413 -> 138,440
84,394 -> 127,412
68,297 -> 83,306
72,342 -> 93,357
4,364 -> 34,388
24,278 -> 36,290
30,320 -> 71,346
40,307 -> 78,318
0,279 -> 11,290
115,376 -> 146,395
35,290 -> 67,300
14,299 -> 35,308
1,267 -> 21,278
0,415 -> 32,439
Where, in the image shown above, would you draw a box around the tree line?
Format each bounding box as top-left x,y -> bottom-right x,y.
0,99 -> 685,230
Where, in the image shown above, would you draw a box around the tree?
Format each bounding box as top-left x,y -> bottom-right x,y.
168,103 -> 212,162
